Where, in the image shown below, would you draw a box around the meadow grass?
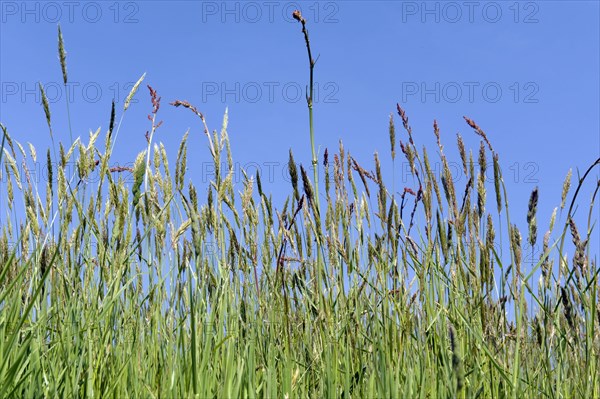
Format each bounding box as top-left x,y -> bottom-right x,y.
0,20 -> 599,398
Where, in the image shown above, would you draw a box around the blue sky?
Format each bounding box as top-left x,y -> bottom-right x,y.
1,1 -> 599,268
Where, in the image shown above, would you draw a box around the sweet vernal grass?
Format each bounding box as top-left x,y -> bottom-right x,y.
0,19 -> 599,399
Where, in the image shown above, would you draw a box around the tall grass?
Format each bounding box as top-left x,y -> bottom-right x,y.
0,19 -> 598,398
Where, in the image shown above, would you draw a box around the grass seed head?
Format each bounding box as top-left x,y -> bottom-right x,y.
389,113 -> 396,160
464,116 -> 493,152
46,149 -> 53,194
457,134 -> 467,175
511,224 -> 522,278
58,25 -> 68,84
541,231 -> 552,287
569,218 -> 587,277
561,169 -> 572,209
527,187 -> 539,246
288,149 -> 299,201
108,100 -> 116,140
292,9 -> 305,24
124,72 -> 146,112
477,143 -> 487,219
39,83 -> 52,135
300,165 -> 314,205
493,153 -> 502,214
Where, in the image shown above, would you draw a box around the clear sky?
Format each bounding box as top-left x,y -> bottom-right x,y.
1,1 -> 599,267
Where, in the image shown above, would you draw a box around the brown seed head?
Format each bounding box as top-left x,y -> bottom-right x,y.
148,85 -> 161,114
292,10 -> 305,23
463,116 -> 493,152
527,187 -> 539,246
396,103 -> 409,130
300,165 -> 314,204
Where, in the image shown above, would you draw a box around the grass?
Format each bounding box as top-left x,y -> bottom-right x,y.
0,18 -> 599,398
